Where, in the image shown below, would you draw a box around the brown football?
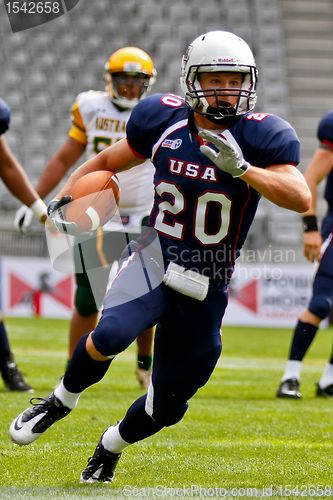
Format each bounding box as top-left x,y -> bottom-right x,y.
65,170 -> 120,232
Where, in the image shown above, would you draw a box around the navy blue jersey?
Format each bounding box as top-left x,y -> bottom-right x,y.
127,94 -> 300,285
317,111 -> 333,210
0,99 -> 10,135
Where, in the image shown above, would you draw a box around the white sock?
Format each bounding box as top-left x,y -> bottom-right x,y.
101,422 -> 130,454
282,360 -> 302,382
319,363 -> 333,389
54,379 -> 81,409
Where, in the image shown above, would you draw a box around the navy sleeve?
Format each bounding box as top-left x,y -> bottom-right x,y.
242,114 -> 300,168
0,99 -> 11,135
317,111 -> 333,147
126,94 -> 186,158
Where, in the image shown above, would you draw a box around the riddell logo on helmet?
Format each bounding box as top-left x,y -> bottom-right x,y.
213,57 -> 238,63
3,0 -> 81,33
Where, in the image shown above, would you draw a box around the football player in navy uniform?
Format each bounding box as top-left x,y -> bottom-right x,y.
277,111 -> 333,399
0,98 -> 47,392
10,32 -> 311,481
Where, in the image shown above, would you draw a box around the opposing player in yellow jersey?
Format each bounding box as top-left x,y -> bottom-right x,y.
15,47 -> 157,388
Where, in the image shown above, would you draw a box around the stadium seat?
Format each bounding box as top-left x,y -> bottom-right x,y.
28,70 -> 48,89
34,52 -> 58,71
167,3 -> 193,22
3,91 -> 22,110
139,2 -> 165,23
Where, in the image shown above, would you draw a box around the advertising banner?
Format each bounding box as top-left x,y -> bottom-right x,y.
224,264 -> 315,327
1,257 -> 73,318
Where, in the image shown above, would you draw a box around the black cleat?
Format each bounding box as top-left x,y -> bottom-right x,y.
316,382 -> 333,397
276,378 -> 302,399
9,393 -> 71,445
80,440 -> 121,483
0,358 -> 33,393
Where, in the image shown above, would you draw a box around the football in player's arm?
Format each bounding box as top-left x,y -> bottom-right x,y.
14,47 -> 157,389
10,32 -> 311,482
277,110 -> 333,399
0,98 -> 47,392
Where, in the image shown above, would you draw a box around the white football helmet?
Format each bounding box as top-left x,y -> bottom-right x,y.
180,31 -> 258,122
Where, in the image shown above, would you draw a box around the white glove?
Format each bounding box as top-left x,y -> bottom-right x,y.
14,199 -> 48,233
14,205 -> 34,233
199,129 -> 250,178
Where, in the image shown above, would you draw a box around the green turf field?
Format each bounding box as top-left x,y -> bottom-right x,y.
1,317 -> 332,498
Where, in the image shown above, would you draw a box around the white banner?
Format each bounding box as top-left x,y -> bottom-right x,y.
224,264 -> 315,327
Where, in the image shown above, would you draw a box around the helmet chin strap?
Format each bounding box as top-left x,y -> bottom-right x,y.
205,101 -> 236,124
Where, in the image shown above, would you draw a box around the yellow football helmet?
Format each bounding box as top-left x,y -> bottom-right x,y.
104,47 -> 157,109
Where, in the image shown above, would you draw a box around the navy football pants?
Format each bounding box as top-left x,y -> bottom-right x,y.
91,252 -> 227,426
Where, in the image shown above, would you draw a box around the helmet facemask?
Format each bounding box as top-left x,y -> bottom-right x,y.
105,71 -> 153,109
184,63 -> 257,122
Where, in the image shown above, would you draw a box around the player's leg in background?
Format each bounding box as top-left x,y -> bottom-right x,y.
277,237 -> 333,399
315,233 -> 333,397
0,313 -> 32,392
67,229 -> 115,368
108,229 -> 155,389
68,268 -> 104,360
276,310 -> 320,399
135,327 -> 154,389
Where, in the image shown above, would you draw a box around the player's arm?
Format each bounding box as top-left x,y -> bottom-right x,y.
35,136 -> 86,198
301,147 -> 333,262
0,135 -> 46,220
55,138 -> 143,200
240,163 -> 311,213
0,134 -> 40,205
303,147 -> 333,215
199,129 -> 311,213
